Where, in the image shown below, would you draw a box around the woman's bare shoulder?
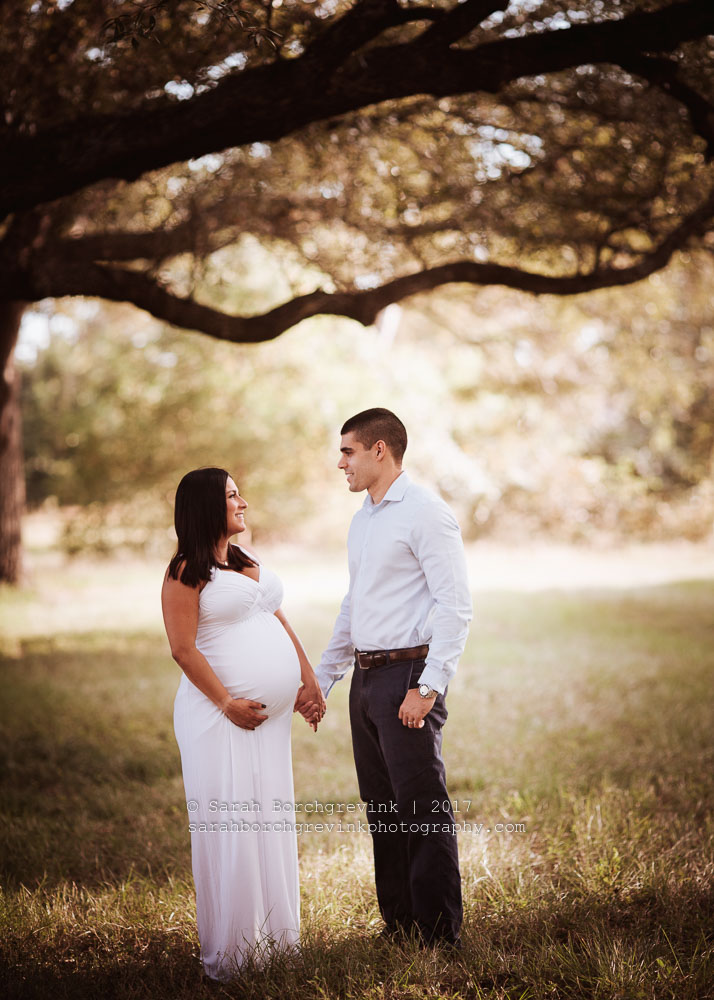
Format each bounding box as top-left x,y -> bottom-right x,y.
163,561 -> 207,593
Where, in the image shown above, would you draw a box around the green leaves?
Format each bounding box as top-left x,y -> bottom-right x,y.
102,0 -> 281,51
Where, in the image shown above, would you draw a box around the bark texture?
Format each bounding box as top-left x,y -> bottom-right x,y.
0,302 -> 26,584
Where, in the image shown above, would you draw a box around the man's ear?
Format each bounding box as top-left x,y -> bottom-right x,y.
374,439 -> 387,461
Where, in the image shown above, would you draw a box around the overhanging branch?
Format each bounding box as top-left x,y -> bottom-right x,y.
299,0 -> 443,83
419,0 -> 509,49
50,220 -> 206,262
14,187 -> 713,343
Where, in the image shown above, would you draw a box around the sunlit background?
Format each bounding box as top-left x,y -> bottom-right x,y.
17,249 -> 714,560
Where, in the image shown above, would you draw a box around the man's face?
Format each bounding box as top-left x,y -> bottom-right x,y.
338,431 -> 379,493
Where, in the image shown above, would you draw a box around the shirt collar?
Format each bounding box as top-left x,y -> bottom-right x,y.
364,471 -> 410,509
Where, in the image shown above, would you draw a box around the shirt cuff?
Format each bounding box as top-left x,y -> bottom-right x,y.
315,659 -> 352,699
417,664 -> 447,695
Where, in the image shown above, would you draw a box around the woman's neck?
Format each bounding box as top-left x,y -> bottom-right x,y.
215,538 -> 231,564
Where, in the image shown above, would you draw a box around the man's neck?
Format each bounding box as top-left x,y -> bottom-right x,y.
368,468 -> 403,506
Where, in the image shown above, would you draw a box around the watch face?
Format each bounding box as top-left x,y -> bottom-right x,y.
419,684 -> 430,697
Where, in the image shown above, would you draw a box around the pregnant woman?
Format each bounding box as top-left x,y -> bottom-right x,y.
161,467 -> 325,981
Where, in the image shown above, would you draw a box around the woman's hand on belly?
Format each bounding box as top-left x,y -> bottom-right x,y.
220,695 -> 268,731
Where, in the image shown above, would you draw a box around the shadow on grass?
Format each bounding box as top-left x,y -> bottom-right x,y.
1,630 -> 189,888
3,581 -> 714,888
3,882 -> 713,999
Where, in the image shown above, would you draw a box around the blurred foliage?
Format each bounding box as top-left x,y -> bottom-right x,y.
19,246 -> 714,551
415,252 -> 714,541
20,266 -> 342,552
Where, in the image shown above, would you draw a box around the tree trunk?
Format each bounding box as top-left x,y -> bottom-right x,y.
0,301 -> 27,584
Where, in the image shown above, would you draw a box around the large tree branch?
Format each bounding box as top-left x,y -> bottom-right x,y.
299,0 -> 443,83
9,187 -> 713,343
1,0 -> 712,216
419,0 -> 509,48
0,189 -> 347,263
49,218 -> 235,262
35,192 -> 348,261
15,219 -> 203,264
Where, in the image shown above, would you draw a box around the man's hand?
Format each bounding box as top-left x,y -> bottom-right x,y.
294,681 -> 327,732
398,687 -> 436,729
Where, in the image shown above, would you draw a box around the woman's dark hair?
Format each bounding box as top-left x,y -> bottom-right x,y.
167,467 -> 256,587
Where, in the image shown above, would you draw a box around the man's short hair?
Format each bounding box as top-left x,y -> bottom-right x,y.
341,408 -> 408,462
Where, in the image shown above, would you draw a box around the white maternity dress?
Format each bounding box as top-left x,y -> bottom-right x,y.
173,557 -> 301,980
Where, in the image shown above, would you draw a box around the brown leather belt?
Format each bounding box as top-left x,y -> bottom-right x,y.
355,644 -> 429,670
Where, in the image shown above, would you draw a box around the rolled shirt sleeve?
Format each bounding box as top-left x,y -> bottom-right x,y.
409,498 -> 473,694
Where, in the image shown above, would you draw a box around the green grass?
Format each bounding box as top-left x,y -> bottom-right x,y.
1,549 -> 713,998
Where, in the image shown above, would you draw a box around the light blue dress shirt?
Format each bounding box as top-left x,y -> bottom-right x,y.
315,472 -> 473,697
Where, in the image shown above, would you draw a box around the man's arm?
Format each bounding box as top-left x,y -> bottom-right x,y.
314,588 -> 355,698
411,498 -> 473,694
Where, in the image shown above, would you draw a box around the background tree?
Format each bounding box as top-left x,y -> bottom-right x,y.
20,249 -> 714,552
2,0 -> 714,580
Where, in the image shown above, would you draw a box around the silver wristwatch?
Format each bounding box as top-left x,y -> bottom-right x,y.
418,683 -> 438,699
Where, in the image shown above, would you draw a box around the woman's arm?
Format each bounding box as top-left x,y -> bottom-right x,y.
161,570 -> 268,731
274,608 -> 326,731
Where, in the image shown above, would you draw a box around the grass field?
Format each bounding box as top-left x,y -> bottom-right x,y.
1,540 -> 713,998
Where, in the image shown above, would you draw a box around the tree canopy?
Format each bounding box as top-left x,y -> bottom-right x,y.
1,0 -> 713,341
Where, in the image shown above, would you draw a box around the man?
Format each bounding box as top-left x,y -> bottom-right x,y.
313,407 -> 472,948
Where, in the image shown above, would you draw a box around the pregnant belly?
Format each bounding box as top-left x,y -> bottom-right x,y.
197,612 -> 301,716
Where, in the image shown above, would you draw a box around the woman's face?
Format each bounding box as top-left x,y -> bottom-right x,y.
225,476 -> 247,536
